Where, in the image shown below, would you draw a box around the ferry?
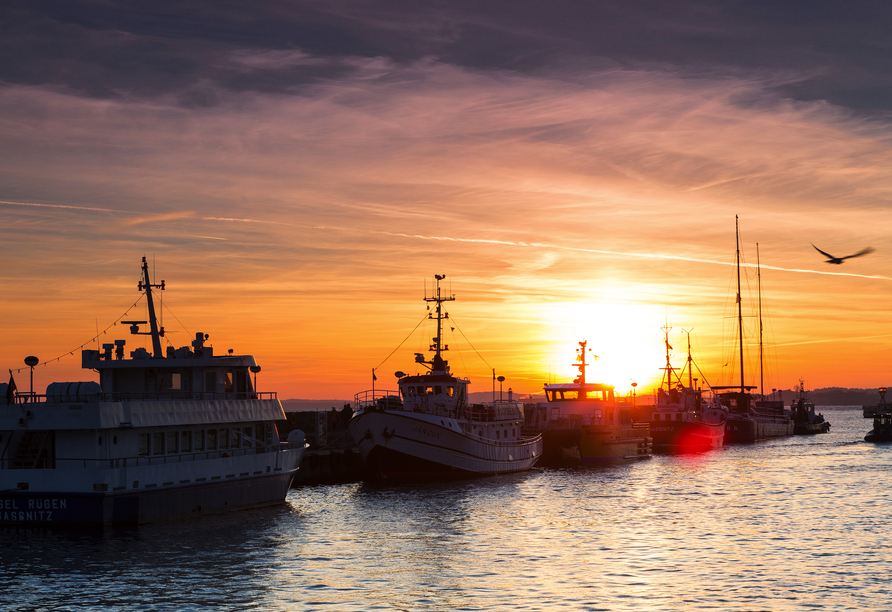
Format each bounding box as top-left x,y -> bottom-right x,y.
347,275 -> 542,479
0,258 -> 306,526
525,341 -> 652,463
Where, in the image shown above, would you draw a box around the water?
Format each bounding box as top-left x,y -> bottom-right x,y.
2,409 -> 889,611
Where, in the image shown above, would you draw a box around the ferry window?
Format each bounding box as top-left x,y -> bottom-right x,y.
138,434 -> 149,456
181,431 -> 192,453
195,430 -> 205,451
237,371 -> 248,394
585,390 -> 602,400
434,386 -> 442,395
220,428 -> 229,449
167,431 -> 178,453
152,432 -> 164,455
447,386 -> 454,397
550,407 -> 560,421
168,373 -> 182,390
496,430 -> 500,439
563,390 -> 579,400
207,429 -> 217,450
425,387 -> 434,395
546,390 -> 555,401
205,372 -> 216,395
242,427 -> 252,448
512,428 -> 516,437
407,387 -> 415,395
225,372 -> 233,393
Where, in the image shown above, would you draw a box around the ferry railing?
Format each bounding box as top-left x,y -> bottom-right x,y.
1,441 -> 302,470
9,391 -> 279,405
353,390 -> 400,411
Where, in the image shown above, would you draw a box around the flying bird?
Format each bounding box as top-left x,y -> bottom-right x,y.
812,244 -> 875,265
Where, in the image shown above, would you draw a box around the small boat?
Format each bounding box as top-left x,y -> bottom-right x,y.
346,275 -> 542,480
0,258 -> 306,527
646,326 -> 727,452
865,412 -> 892,442
790,379 -> 830,434
525,341 -> 652,463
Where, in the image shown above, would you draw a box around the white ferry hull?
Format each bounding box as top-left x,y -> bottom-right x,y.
348,410 -> 541,480
0,446 -> 305,527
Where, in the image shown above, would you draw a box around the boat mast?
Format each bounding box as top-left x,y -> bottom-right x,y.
574,340 -> 589,385
660,323 -> 676,389
757,243 -> 763,398
138,256 -> 165,358
424,274 -> 455,373
736,216 -> 745,392
684,329 -> 693,389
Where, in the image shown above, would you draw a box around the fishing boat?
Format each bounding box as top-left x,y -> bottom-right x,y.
790,379 -> 830,434
865,411 -> 892,442
525,341 -> 652,463
0,258 -> 306,527
714,218 -> 793,443
862,387 -> 892,418
346,275 -> 542,480
646,326 -> 727,452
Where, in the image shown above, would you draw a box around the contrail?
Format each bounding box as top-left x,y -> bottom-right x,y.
8,201 -> 888,281
776,333 -> 892,347
0,199 -> 123,214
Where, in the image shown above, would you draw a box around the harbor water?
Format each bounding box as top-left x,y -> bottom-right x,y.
2,408 -> 889,611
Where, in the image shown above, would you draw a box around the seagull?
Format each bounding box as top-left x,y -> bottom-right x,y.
812,244 -> 875,265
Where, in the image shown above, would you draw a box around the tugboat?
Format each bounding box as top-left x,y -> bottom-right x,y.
646,326 -> 727,452
865,412 -> 892,442
0,257 -> 306,527
346,275 -> 542,480
525,341 -> 652,463
713,219 -> 793,443
790,379 -> 830,434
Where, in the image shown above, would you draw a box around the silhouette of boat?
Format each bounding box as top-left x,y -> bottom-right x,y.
0,258 -> 306,526
525,341 -> 652,463
347,275 -> 542,479
790,379 -> 830,434
646,326 -> 727,452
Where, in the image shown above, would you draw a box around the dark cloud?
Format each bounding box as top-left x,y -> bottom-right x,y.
2,0 -> 892,111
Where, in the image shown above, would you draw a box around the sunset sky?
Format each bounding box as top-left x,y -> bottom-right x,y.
3,2 -> 892,401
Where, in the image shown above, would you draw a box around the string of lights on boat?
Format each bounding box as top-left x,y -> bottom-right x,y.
7,294 -> 191,374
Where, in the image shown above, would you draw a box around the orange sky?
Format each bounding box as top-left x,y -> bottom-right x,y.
3,14 -> 892,400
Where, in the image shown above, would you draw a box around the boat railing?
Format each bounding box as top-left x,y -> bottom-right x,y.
459,429 -> 542,447
1,441 -> 302,470
353,390 -> 400,410
8,391 -> 279,405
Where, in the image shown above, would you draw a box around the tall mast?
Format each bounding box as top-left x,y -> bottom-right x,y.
138,256 -> 165,358
424,274 -> 455,373
736,216 -> 745,392
684,329 -> 693,389
757,243 -> 763,397
660,323 -> 676,389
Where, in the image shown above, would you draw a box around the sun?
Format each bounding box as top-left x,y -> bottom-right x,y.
531,301 -> 669,396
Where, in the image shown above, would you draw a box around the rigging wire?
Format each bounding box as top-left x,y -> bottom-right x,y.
374,313 -> 430,371
8,295 -> 146,374
448,316 -> 493,372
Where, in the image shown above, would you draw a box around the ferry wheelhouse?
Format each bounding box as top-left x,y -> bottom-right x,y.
0,258 -> 306,526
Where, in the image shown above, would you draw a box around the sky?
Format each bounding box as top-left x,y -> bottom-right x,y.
3,1 -> 892,401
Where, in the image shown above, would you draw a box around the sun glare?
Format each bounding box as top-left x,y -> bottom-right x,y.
533,301 -> 668,395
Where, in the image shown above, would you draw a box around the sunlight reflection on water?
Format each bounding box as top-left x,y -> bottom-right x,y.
1,409 -> 889,611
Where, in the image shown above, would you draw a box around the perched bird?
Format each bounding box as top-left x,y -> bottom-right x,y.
812,244 -> 875,264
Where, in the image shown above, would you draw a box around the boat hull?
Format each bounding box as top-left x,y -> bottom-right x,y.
724,414 -> 793,443
648,420 -> 724,452
0,446 -> 305,527
793,422 -> 831,435
577,426 -> 652,462
348,410 -> 541,480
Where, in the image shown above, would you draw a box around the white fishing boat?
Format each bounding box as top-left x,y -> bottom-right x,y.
347,275 -> 542,479
0,258 -> 306,526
